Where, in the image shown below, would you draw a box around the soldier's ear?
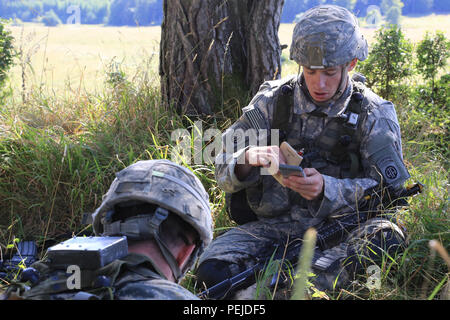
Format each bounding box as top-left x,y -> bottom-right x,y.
347,58 -> 358,72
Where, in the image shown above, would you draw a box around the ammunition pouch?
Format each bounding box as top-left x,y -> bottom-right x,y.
225,189 -> 258,225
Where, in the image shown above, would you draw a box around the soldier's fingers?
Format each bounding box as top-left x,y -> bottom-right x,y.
275,148 -> 287,165
247,150 -> 267,165
284,180 -> 316,198
248,146 -> 284,164
284,176 -> 323,196
290,183 -> 317,194
263,146 -> 284,165
284,178 -> 308,190
248,151 -> 276,168
296,187 -> 321,200
286,175 -> 313,185
303,168 -> 319,177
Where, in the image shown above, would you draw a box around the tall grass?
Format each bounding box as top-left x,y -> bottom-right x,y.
0,22 -> 448,300
0,49 -> 235,249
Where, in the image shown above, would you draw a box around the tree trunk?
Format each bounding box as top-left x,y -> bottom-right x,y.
160,0 -> 284,117
246,0 -> 285,95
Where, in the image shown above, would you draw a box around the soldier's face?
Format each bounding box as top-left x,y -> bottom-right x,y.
302,59 -> 358,102
302,65 -> 343,102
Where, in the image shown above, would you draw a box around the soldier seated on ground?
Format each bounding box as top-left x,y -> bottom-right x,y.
9,160 -> 213,300
195,4 -> 411,299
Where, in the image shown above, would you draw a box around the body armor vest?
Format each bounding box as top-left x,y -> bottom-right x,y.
226,76 -> 370,225
272,77 -> 368,179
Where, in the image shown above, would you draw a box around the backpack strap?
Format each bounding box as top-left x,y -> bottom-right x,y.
271,77 -> 296,141
243,76 -> 296,135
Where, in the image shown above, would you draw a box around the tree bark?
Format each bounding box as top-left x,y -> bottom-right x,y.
160,0 -> 284,117
246,0 -> 285,95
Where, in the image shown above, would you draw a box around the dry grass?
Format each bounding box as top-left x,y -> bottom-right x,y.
5,14 -> 450,97
0,14 -> 448,300
7,23 -> 161,96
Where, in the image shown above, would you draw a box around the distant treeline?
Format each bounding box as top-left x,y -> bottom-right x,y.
0,0 -> 449,26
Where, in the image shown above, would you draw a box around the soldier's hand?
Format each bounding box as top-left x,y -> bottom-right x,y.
245,146 -> 287,168
282,168 -> 324,200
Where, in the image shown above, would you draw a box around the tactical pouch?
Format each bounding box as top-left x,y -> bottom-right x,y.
225,189 -> 258,225
10,241 -> 38,268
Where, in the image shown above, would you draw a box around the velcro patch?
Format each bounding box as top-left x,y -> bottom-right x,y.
115,182 -> 148,193
374,145 -> 410,187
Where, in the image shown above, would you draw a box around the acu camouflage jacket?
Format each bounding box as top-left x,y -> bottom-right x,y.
215,74 -> 410,227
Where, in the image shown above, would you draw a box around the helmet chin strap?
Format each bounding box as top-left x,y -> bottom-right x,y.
102,206 -> 183,282
153,232 -> 182,282
300,64 -> 349,108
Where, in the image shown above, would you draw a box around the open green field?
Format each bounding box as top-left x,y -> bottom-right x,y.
5,14 -> 450,95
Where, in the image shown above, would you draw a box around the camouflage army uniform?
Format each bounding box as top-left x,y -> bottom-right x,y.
196,4 -> 411,296
197,72 -> 410,294
19,252 -> 199,300
216,73 -> 408,219
114,253 -> 199,300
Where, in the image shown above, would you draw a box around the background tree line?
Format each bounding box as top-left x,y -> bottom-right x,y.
0,0 -> 449,26
0,0 -> 110,25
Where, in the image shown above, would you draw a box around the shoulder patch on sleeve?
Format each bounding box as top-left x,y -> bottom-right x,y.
368,143 -> 410,187
243,107 -> 267,130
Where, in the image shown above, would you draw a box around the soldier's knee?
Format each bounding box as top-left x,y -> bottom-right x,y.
196,259 -> 233,289
345,220 -> 406,275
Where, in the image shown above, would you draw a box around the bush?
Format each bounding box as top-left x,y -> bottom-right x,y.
365,6 -> 382,28
382,0 -> 404,25
409,74 -> 450,160
415,31 -> 450,93
356,25 -> 413,100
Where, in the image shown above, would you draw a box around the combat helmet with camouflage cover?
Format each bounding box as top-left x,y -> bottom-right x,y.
91,159 -> 213,282
290,4 -> 368,69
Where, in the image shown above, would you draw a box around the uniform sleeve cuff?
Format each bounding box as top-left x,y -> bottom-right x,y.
229,147 -> 261,187
310,174 -> 338,219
